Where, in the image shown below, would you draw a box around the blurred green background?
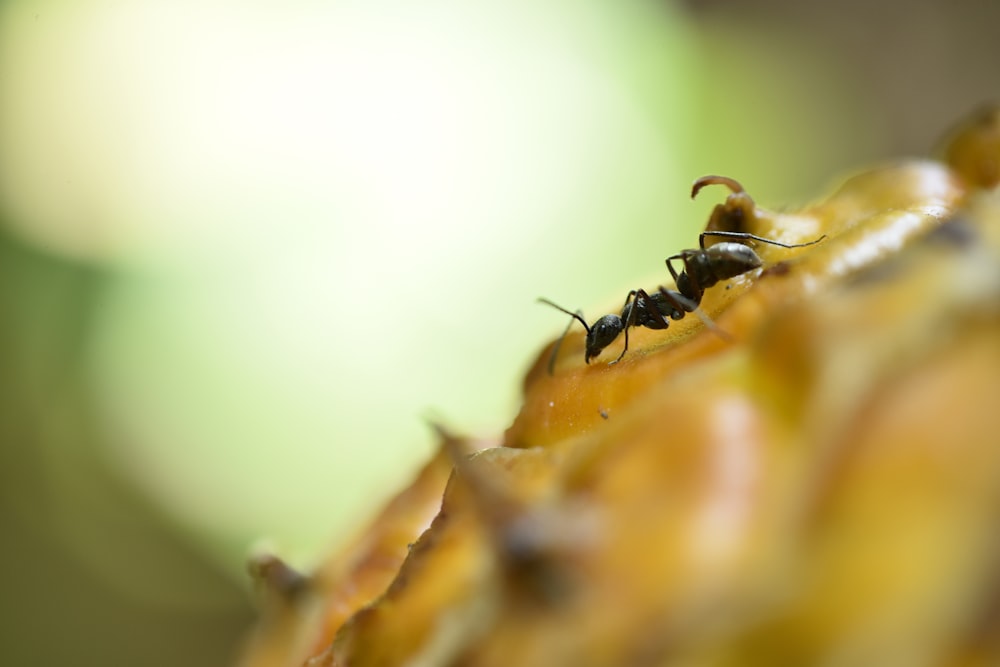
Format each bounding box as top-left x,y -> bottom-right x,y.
0,0 -> 996,664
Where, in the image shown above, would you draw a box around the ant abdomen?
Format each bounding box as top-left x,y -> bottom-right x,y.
701,243 -> 764,285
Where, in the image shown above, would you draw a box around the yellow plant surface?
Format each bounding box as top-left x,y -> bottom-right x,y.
240,108 -> 1000,667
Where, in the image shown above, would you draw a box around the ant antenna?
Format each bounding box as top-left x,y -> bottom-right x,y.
538,298 -> 588,375
688,303 -> 733,342
698,230 -> 828,250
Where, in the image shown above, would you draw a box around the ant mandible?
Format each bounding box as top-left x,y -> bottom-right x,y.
539,177 -> 826,373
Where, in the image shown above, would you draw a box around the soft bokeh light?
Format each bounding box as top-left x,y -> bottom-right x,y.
7,0 -> 962,663
0,0 -> 883,566
0,0 -> 708,567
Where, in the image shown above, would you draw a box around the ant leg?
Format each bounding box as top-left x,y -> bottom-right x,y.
664,254 -> 683,283
657,287 -> 733,342
699,230 -> 827,249
656,288 -> 696,316
613,288 -> 676,365
666,250 -> 703,303
638,288 -> 676,326
609,290 -> 638,365
691,306 -> 733,342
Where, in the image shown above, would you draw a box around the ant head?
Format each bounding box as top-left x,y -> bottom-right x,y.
537,298 -> 624,368
585,315 -> 624,363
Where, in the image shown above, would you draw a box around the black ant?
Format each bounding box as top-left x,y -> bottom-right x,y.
539,229 -> 826,373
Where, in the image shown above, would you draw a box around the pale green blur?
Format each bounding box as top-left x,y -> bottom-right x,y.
0,1 -> 879,664
0,0 -> 871,565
